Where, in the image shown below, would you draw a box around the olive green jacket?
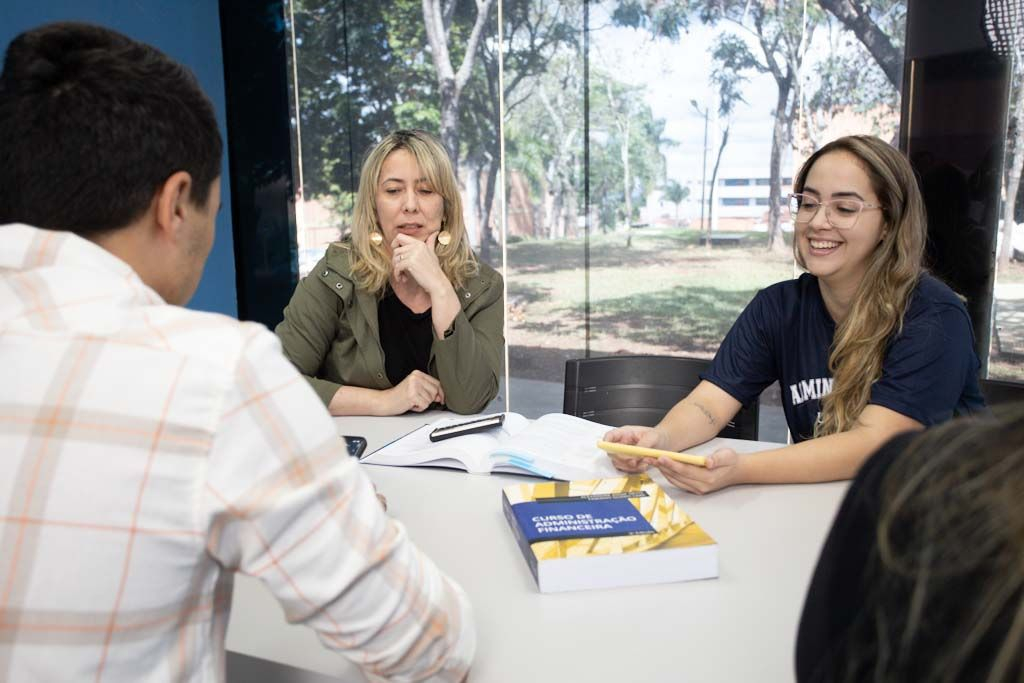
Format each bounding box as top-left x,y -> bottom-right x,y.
275,241 -> 504,414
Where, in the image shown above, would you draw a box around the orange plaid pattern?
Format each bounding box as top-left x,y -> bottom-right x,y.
0,224 -> 474,682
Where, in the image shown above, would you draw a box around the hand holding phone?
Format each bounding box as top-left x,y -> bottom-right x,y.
429,414 -> 505,442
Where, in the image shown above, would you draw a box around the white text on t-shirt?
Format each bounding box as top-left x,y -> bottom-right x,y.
790,377 -> 833,405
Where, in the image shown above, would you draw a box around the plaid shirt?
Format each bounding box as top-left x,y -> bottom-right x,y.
0,224 -> 474,682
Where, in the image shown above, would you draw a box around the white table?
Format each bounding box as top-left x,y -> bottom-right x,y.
227,413 -> 848,682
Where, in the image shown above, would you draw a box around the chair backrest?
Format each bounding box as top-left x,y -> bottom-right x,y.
979,377 -> 1024,408
563,355 -> 759,440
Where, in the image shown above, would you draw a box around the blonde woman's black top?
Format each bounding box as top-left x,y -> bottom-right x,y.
377,288 -> 433,387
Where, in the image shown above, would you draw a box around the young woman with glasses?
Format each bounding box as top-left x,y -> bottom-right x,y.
606,135 -> 985,494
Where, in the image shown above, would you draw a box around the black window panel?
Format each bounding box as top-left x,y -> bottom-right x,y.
901,0 -> 1013,371
220,0 -> 298,330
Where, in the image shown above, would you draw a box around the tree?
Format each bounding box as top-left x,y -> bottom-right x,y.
795,1 -> 904,154
816,0 -> 903,90
291,0 -> 509,246
701,1 -> 825,252
292,0 -> 409,200
588,72 -> 669,237
704,48 -> 748,248
505,49 -> 586,241
462,0 -> 581,260
536,68 -> 583,239
421,0 -> 496,166
661,179 -> 689,224
982,0 -> 1023,269
609,0 -> 693,40
604,78 -> 639,240
998,56 -> 1023,269
609,1 -> 905,250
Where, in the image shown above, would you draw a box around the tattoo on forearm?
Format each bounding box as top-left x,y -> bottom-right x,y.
684,401 -> 718,427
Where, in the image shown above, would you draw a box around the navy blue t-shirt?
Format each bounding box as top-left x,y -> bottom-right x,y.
702,273 -> 985,442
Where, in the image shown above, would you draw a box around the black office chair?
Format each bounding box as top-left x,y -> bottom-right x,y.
979,377 -> 1024,407
563,355 -> 759,440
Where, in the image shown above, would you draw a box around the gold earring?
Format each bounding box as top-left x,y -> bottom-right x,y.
437,231 -> 452,246
370,230 -> 383,246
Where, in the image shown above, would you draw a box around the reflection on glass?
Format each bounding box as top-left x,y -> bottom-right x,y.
577,1 -> 904,437
283,0 -> 908,429
987,0 -> 1024,381
503,3 -> 587,416
286,0 -> 500,276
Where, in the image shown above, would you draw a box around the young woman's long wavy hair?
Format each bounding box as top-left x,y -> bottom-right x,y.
830,406 -> 1024,682
794,136 -> 926,437
349,129 -> 478,296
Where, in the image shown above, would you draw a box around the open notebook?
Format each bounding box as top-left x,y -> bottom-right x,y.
360,412 -> 621,481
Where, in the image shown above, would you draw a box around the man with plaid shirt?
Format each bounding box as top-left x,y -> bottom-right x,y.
0,22 -> 474,681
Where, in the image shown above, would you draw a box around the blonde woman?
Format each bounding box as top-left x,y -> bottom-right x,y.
606,135 -> 985,493
276,129 -> 503,415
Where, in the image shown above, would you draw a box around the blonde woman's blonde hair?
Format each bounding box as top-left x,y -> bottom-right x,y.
793,136 -> 925,436
349,129 -> 479,295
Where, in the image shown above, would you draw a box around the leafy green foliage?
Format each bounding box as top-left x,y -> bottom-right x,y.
289,0 -> 904,250
610,0 -> 693,40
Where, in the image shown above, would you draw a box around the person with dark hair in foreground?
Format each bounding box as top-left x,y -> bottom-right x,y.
0,22 -> 473,681
796,406 -> 1024,681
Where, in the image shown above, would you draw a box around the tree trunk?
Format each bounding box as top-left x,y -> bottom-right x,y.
547,164 -> 562,240
767,79 -> 792,253
464,160 -> 480,247
479,153 -> 499,263
622,114 -> 633,248
817,0 -> 902,90
544,159 -> 557,239
707,125 -> 730,251
439,79 -> 460,165
560,128 -> 578,240
999,74 -> 1024,268
564,159 -> 578,239
421,0 -> 496,168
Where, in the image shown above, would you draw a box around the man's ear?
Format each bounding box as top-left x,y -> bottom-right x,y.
153,171 -> 194,242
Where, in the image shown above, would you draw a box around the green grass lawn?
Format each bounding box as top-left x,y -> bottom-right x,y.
505,228 -> 794,377
503,227 -> 1024,383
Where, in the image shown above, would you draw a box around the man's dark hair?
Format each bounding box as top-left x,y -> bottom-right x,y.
0,22 -> 222,235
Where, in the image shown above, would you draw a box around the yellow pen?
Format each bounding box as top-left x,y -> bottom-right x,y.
596,440 -> 708,467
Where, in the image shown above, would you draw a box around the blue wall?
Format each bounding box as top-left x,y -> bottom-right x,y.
0,1 -> 238,317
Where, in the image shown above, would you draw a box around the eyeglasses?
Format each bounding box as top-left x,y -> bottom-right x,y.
787,193 -> 884,230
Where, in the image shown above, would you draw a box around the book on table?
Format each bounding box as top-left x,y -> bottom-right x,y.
360,412 -> 621,481
502,474 -> 718,593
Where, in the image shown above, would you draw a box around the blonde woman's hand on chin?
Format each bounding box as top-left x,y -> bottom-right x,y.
391,231 -> 462,338
382,370 -> 445,414
602,425 -> 670,473
390,232 -> 450,295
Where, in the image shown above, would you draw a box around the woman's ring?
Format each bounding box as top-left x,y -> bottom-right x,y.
398,254 -> 404,261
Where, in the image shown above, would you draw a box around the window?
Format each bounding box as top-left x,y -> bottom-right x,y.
985,1 -> 1024,382
283,0 -> 909,437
